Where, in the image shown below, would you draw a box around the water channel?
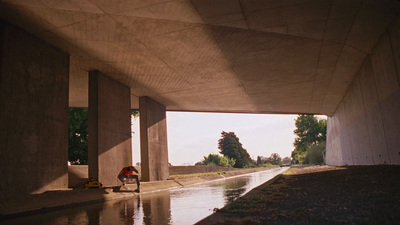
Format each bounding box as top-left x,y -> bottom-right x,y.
3,167 -> 288,225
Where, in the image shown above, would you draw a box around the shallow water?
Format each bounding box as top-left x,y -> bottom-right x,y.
3,167 -> 288,225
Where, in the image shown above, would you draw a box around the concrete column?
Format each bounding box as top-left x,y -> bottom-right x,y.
139,97 -> 169,181
88,71 -> 132,186
0,20 -> 69,198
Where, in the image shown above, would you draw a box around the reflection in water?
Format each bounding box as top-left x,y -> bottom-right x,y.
118,197 -> 140,225
86,206 -> 101,225
141,192 -> 171,225
223,178 -> 249,203
224,188 -> 246,203
1,168 -> 288,225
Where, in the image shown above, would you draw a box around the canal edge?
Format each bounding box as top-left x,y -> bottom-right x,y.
194,171 -> 285,225
0,167 -> 282,219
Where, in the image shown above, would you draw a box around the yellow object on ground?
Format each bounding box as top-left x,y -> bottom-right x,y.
85,178 -> 103,188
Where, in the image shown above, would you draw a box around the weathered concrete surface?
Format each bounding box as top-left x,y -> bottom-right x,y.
1,1 -> 399,116
327,17 -> 400,165
88,71 -> 132,186
68,61 -> 88,107
0,20 -> 69,198
68,165 -> 89,188
140,97 -> 169,181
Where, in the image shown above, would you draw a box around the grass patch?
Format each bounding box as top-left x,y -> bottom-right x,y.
283,165 -> 346,176
259,163 -> 280,168
168,171 -> 227,179
168,167 -> 278,179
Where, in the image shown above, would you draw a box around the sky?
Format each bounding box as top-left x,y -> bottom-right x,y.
131,112 -> 312,166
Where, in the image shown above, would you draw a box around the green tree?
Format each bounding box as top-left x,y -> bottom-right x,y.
197,154 -> 236,167
68,108 -> 88,164
291,114 -> 327,164
265,153 -> 282,165
218,131 -> 253,168
131,110 -> 139,118
68,109 -> 139,164
306,141 -> 326,165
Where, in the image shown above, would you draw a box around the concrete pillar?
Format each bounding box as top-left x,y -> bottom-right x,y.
139,97 -> 169,181
0,20 -> 69,198
88,71 -> 132,186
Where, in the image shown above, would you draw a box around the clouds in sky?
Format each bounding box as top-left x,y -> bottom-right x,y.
132,112 -> 299,166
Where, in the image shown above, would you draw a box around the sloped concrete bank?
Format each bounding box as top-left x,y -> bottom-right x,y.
0,167 -> 279,219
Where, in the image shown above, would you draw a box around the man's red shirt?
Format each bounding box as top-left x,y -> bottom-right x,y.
119,166 -> 138,176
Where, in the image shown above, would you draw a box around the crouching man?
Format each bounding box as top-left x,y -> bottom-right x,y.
118,166 -> 141,192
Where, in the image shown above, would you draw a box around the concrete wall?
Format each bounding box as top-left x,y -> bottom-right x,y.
89,71 -> 132,186
0,20 -> 69,198
327,17 -> 400,165
140,97 -> 169,181
68,165 -> 88,187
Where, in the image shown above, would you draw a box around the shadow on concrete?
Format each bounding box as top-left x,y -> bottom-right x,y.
0,188 -> 110,220
112,186 -> 140,193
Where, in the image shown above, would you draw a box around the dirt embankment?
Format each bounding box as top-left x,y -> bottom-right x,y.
197,165 -> 400,225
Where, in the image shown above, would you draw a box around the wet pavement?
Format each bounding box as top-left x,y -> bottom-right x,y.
1,167 -> 288,224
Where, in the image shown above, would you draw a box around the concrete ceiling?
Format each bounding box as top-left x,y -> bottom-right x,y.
1,0 -> 399,116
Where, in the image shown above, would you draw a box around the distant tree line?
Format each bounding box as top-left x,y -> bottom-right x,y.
197,131 -> 255,168
198,131 -> 293,168
256,154 -> 291,166
198,114 -> 327,168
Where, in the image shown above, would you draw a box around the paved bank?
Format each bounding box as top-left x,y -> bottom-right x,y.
196,165 -> 400,225
0,167 -> 278,219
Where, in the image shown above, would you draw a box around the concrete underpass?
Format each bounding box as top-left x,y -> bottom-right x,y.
1,0 -> 399,210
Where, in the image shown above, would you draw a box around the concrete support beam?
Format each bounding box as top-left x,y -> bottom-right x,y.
0,20 -> 69,198
88,71 -> 132,186
139,97 -> 169,181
